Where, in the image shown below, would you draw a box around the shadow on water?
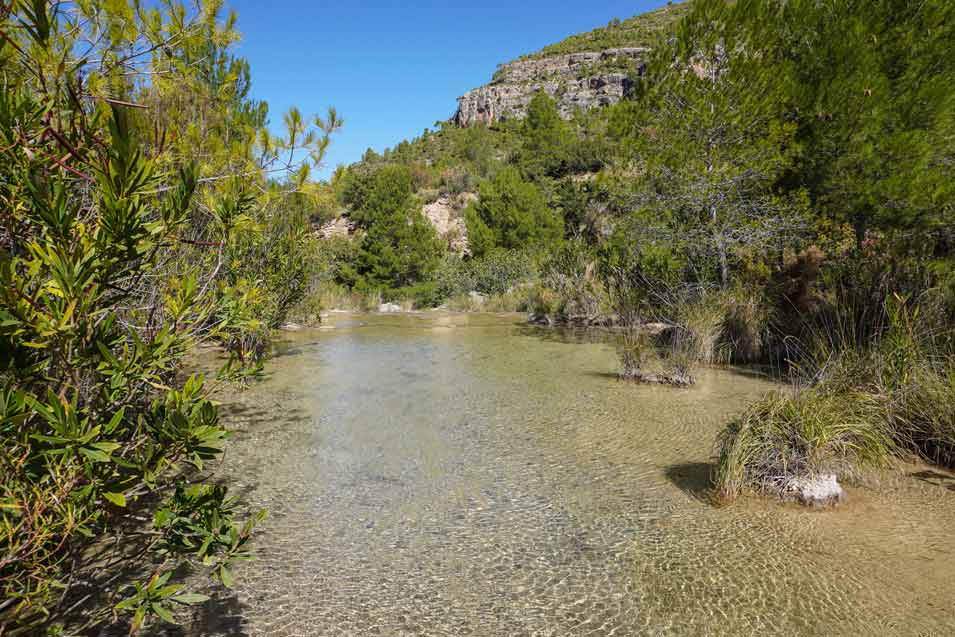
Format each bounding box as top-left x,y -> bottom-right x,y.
665,462 -> 719,505
584,370 -> 626,381
517,322 -> 791,384
218,401 -> 311,433
175,593 -> 251,637
515,323 -> 617,346
910,470 -> 955,492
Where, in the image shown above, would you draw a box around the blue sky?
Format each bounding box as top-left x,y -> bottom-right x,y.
227,1 -> 669,178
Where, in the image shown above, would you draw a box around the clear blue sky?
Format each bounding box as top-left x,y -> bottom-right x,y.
227,1 -> 669,178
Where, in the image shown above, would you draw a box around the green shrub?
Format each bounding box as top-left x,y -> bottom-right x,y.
464,167 -> 563,258
392,282 -> 444,309
470,250 -> 538,295
0,109 -> 262,632
0,2 -> 338,631
714,389 -> 895,502
434,251 -> 538,301
715,295 -> 955,503
541,241 -> 611,322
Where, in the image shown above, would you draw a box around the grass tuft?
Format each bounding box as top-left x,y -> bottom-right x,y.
714,388 -> 896,502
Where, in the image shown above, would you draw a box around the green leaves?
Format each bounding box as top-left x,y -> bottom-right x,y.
1,1 -> 281,635
102,491 -> 127,507
171,592 -> 210,605
465,167 -> 563,258
20,0 -> 53,46
114,571 -> 210,631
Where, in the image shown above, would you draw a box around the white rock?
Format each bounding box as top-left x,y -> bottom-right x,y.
378,302 -> 402,313
781,473 -> 845,507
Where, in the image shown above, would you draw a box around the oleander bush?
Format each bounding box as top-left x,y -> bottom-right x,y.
0,1 -> 337,633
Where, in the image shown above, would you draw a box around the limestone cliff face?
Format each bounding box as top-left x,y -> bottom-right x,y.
452,47 -> 649,127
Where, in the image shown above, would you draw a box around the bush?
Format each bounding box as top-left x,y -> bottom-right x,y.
714,295 -> 955,503
714,388 -> 895,502
616,325 -> 698,386
392,282 -> 444,309
541,241 -> 612,323
721,290 -> 770,364
890,366 -> 955,467
0,109 -> 262,633
464,167 -> 563,258
469,250 -> 538,295
434,251 -> 538,301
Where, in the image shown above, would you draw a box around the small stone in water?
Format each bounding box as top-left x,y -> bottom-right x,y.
780,473 -> 845,507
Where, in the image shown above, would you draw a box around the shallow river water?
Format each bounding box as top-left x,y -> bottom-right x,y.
189,312 -> 955,636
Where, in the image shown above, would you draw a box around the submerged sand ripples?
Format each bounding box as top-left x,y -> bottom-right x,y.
183,313 -> 955,636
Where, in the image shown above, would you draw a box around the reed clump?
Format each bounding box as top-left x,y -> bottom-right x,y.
715,294 -> 955,502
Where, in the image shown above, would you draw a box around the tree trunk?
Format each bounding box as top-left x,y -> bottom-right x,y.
711,204 -> 729,288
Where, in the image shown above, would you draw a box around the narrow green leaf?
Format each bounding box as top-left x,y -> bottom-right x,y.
172,593 -> 210,605
79,447 -> 111,463
103,491 -> 127,507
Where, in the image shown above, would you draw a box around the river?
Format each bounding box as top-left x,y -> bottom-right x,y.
187,312 -> 955,636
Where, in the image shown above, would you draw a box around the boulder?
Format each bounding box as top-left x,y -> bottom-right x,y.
378,302 -> 402,313
779,473 -> 845,507
421,195 -> 470,253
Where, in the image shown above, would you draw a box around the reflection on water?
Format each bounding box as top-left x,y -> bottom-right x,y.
189,312 -> 955,636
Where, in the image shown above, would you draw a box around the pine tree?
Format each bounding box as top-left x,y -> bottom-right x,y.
621,0 -> 805,288
465,166 -> 563,257
341,165 -> 445,289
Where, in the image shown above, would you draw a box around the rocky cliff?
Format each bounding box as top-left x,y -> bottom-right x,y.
452,47 -> 649,127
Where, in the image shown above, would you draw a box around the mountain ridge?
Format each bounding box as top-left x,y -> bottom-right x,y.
452,2 -> 689,126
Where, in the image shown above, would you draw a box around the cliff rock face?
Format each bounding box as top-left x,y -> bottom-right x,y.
453,47 -> 649,127
421,192 -> 475,254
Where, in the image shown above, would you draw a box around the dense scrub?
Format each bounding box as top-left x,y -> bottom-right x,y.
0,1 -> 338,633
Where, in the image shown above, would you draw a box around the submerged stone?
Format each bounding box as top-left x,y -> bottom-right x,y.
779,473 -> 845,507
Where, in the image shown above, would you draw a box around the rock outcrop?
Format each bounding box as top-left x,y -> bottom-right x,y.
453,47 -> 649,127
421,193 -> 475,253
317,215 -> 359,240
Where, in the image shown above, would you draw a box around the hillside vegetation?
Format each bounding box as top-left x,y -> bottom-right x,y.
520,2 -> 690,60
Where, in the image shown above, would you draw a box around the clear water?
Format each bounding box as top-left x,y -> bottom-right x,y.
188,312 -> 955,636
